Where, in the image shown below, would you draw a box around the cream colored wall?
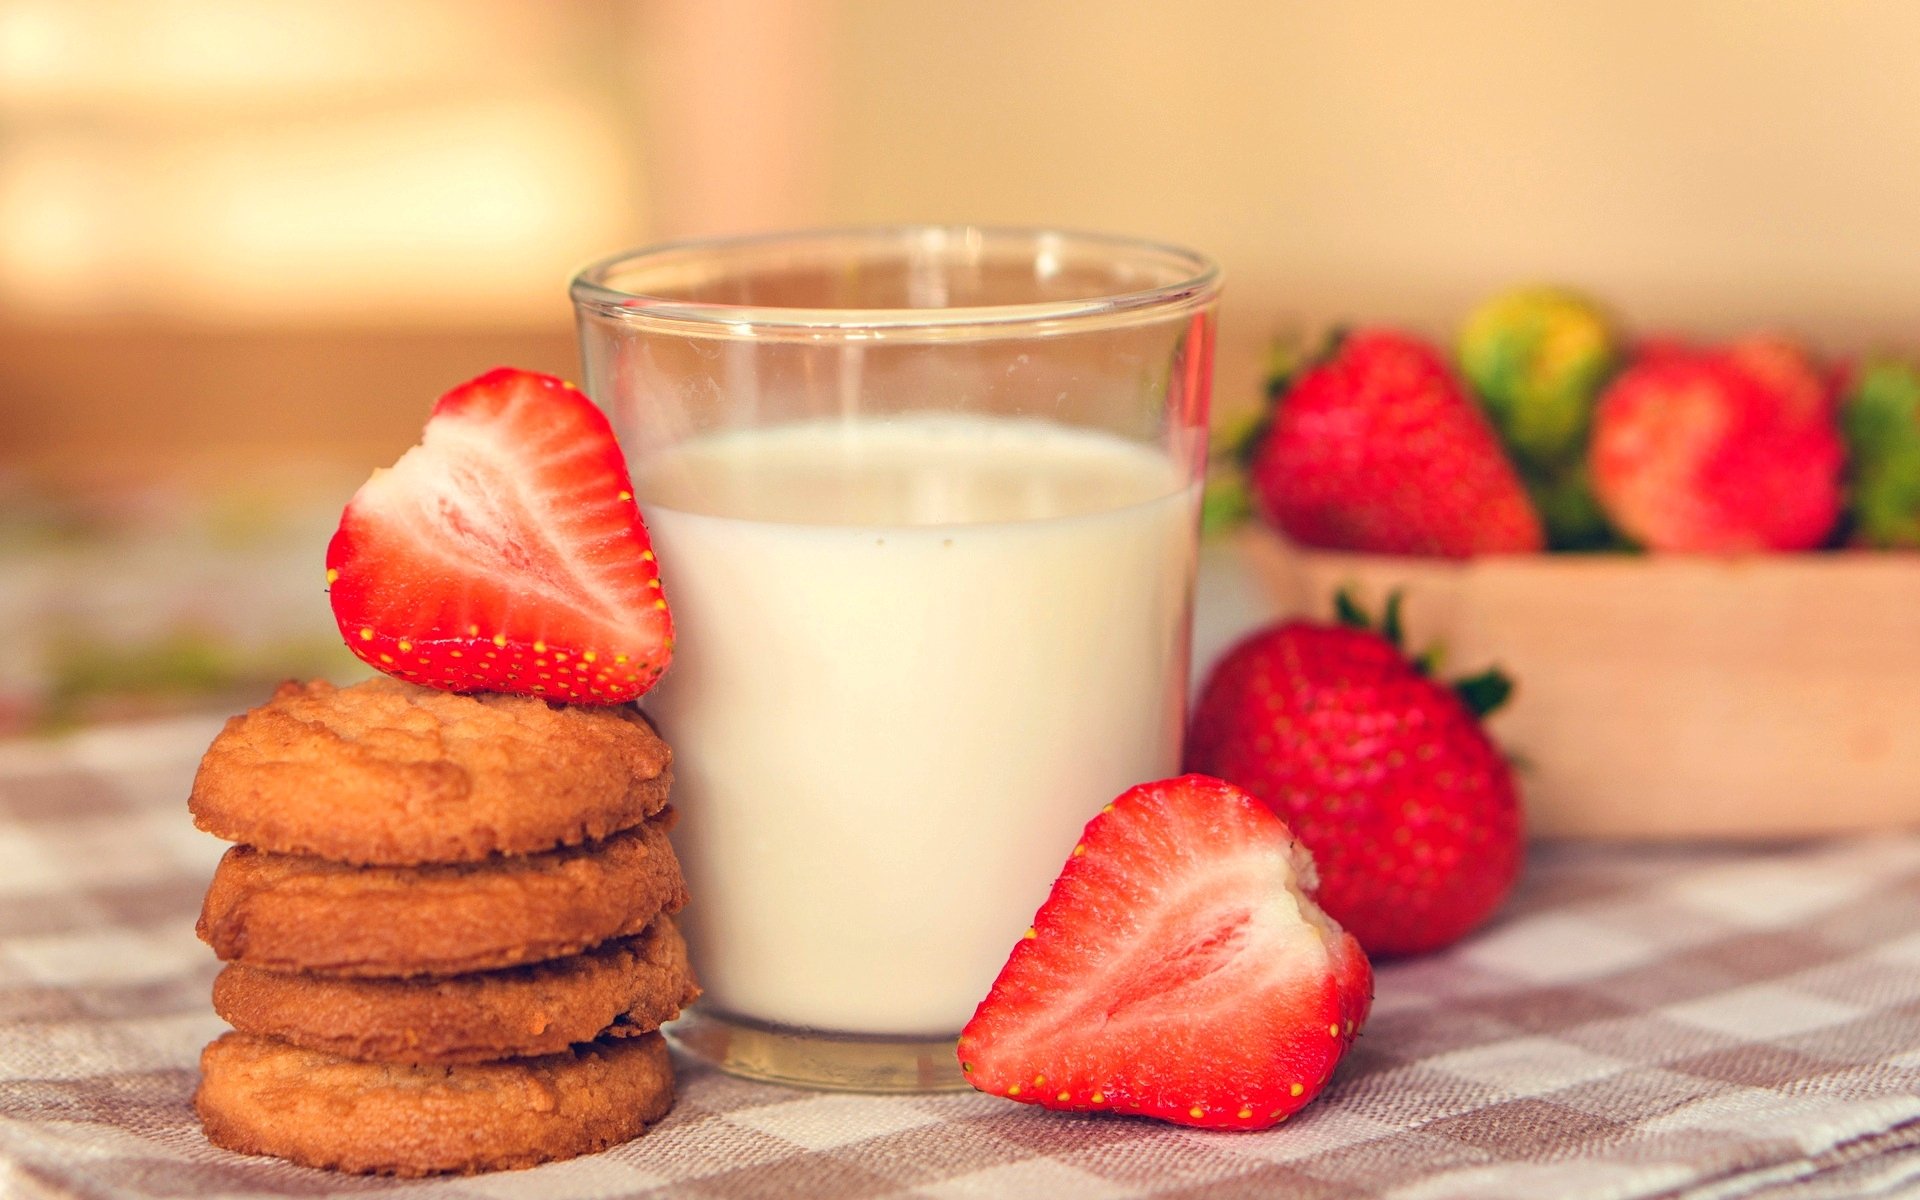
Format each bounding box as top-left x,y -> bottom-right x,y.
644,0 -> 1920,413
6,1 -> 1918,473
12,0 -> 1913,354
0,0 -> 640,324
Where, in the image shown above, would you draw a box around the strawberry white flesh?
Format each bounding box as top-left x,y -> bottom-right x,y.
326,368 -> 672,702
958,774 -> 1371,1130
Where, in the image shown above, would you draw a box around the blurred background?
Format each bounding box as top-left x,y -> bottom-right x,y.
4,0 -> 1919,731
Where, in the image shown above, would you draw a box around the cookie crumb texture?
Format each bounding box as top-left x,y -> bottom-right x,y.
195,1032 -> 675,1176
190,678 -> 672,865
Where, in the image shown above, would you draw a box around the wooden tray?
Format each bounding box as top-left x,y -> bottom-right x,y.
1234,528 -> 1920,839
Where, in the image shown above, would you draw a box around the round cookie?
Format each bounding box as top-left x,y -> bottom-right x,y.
212,917 -> 699,1063
189,677 -> 672,865
195,1031 -> 674,1176
197,817 -> 687,977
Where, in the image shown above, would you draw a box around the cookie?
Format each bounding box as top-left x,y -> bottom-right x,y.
212,917 -> 699,1063
197,816 -> 687,976
190,678 -> 672,865
195,1031 -> 674,1176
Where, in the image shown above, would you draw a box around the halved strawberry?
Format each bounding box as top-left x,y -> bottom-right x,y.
957,774 -> 1372,1131
326,368 -> 672,703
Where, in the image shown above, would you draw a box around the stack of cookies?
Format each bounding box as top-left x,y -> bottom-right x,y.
186,677 -> 695,1177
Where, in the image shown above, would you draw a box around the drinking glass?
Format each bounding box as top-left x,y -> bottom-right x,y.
572,227 -> 1219,1091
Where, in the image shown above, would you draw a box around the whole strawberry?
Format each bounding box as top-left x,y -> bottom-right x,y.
1723,335 -> 1840,421
1591,338 -> 1844,552
1185,594 -> 1522,957
1250,329 -> 1544,557
1842,358 -> 1920,548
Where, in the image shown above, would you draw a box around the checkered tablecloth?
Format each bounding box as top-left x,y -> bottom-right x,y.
4,720 -> 1920,1200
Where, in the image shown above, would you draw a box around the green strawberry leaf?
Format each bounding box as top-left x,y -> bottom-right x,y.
1380,591 -> 1406,651
1214,405 -> 1274,475
1200,474 -> 1254,537
1333,588 -> 1372,631
1412,640 -> 1445,676
1453,668 -> 1514,720
1843,360 -> 1920,547
1327,590 -> 1510,719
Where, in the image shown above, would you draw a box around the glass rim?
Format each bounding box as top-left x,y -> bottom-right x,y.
568,225 -> 1221,334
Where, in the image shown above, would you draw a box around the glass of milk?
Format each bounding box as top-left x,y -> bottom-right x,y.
572,228 -> 1219,1091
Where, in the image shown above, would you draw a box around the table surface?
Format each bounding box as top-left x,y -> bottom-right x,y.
3,719 -> 1920,1200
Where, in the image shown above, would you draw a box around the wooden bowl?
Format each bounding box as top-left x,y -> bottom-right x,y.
1229,527 -> 1920,839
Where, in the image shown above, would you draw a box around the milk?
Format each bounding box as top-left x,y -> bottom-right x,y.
632,414 -> 1199,1037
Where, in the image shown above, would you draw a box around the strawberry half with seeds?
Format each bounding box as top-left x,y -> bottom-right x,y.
326,367 -> 672,703
957,774 -> 1372,1131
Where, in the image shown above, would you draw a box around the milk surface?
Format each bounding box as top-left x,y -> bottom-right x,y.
633,414 -> 1198,1036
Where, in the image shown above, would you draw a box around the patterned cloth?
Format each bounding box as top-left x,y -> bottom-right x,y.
3,721 -> 1920,1200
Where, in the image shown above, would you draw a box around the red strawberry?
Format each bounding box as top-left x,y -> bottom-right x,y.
1591,339 -> 1844,552
1185,595 -> 1523,957
957,774 -> 1372,1131
1723,335 -> 1839,422
1250,329 -> 1544,557
326,368 -> 672,703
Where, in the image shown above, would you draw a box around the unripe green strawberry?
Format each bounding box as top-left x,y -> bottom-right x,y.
1844,359 -> 1920,548
1458,287 -> 1617,472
